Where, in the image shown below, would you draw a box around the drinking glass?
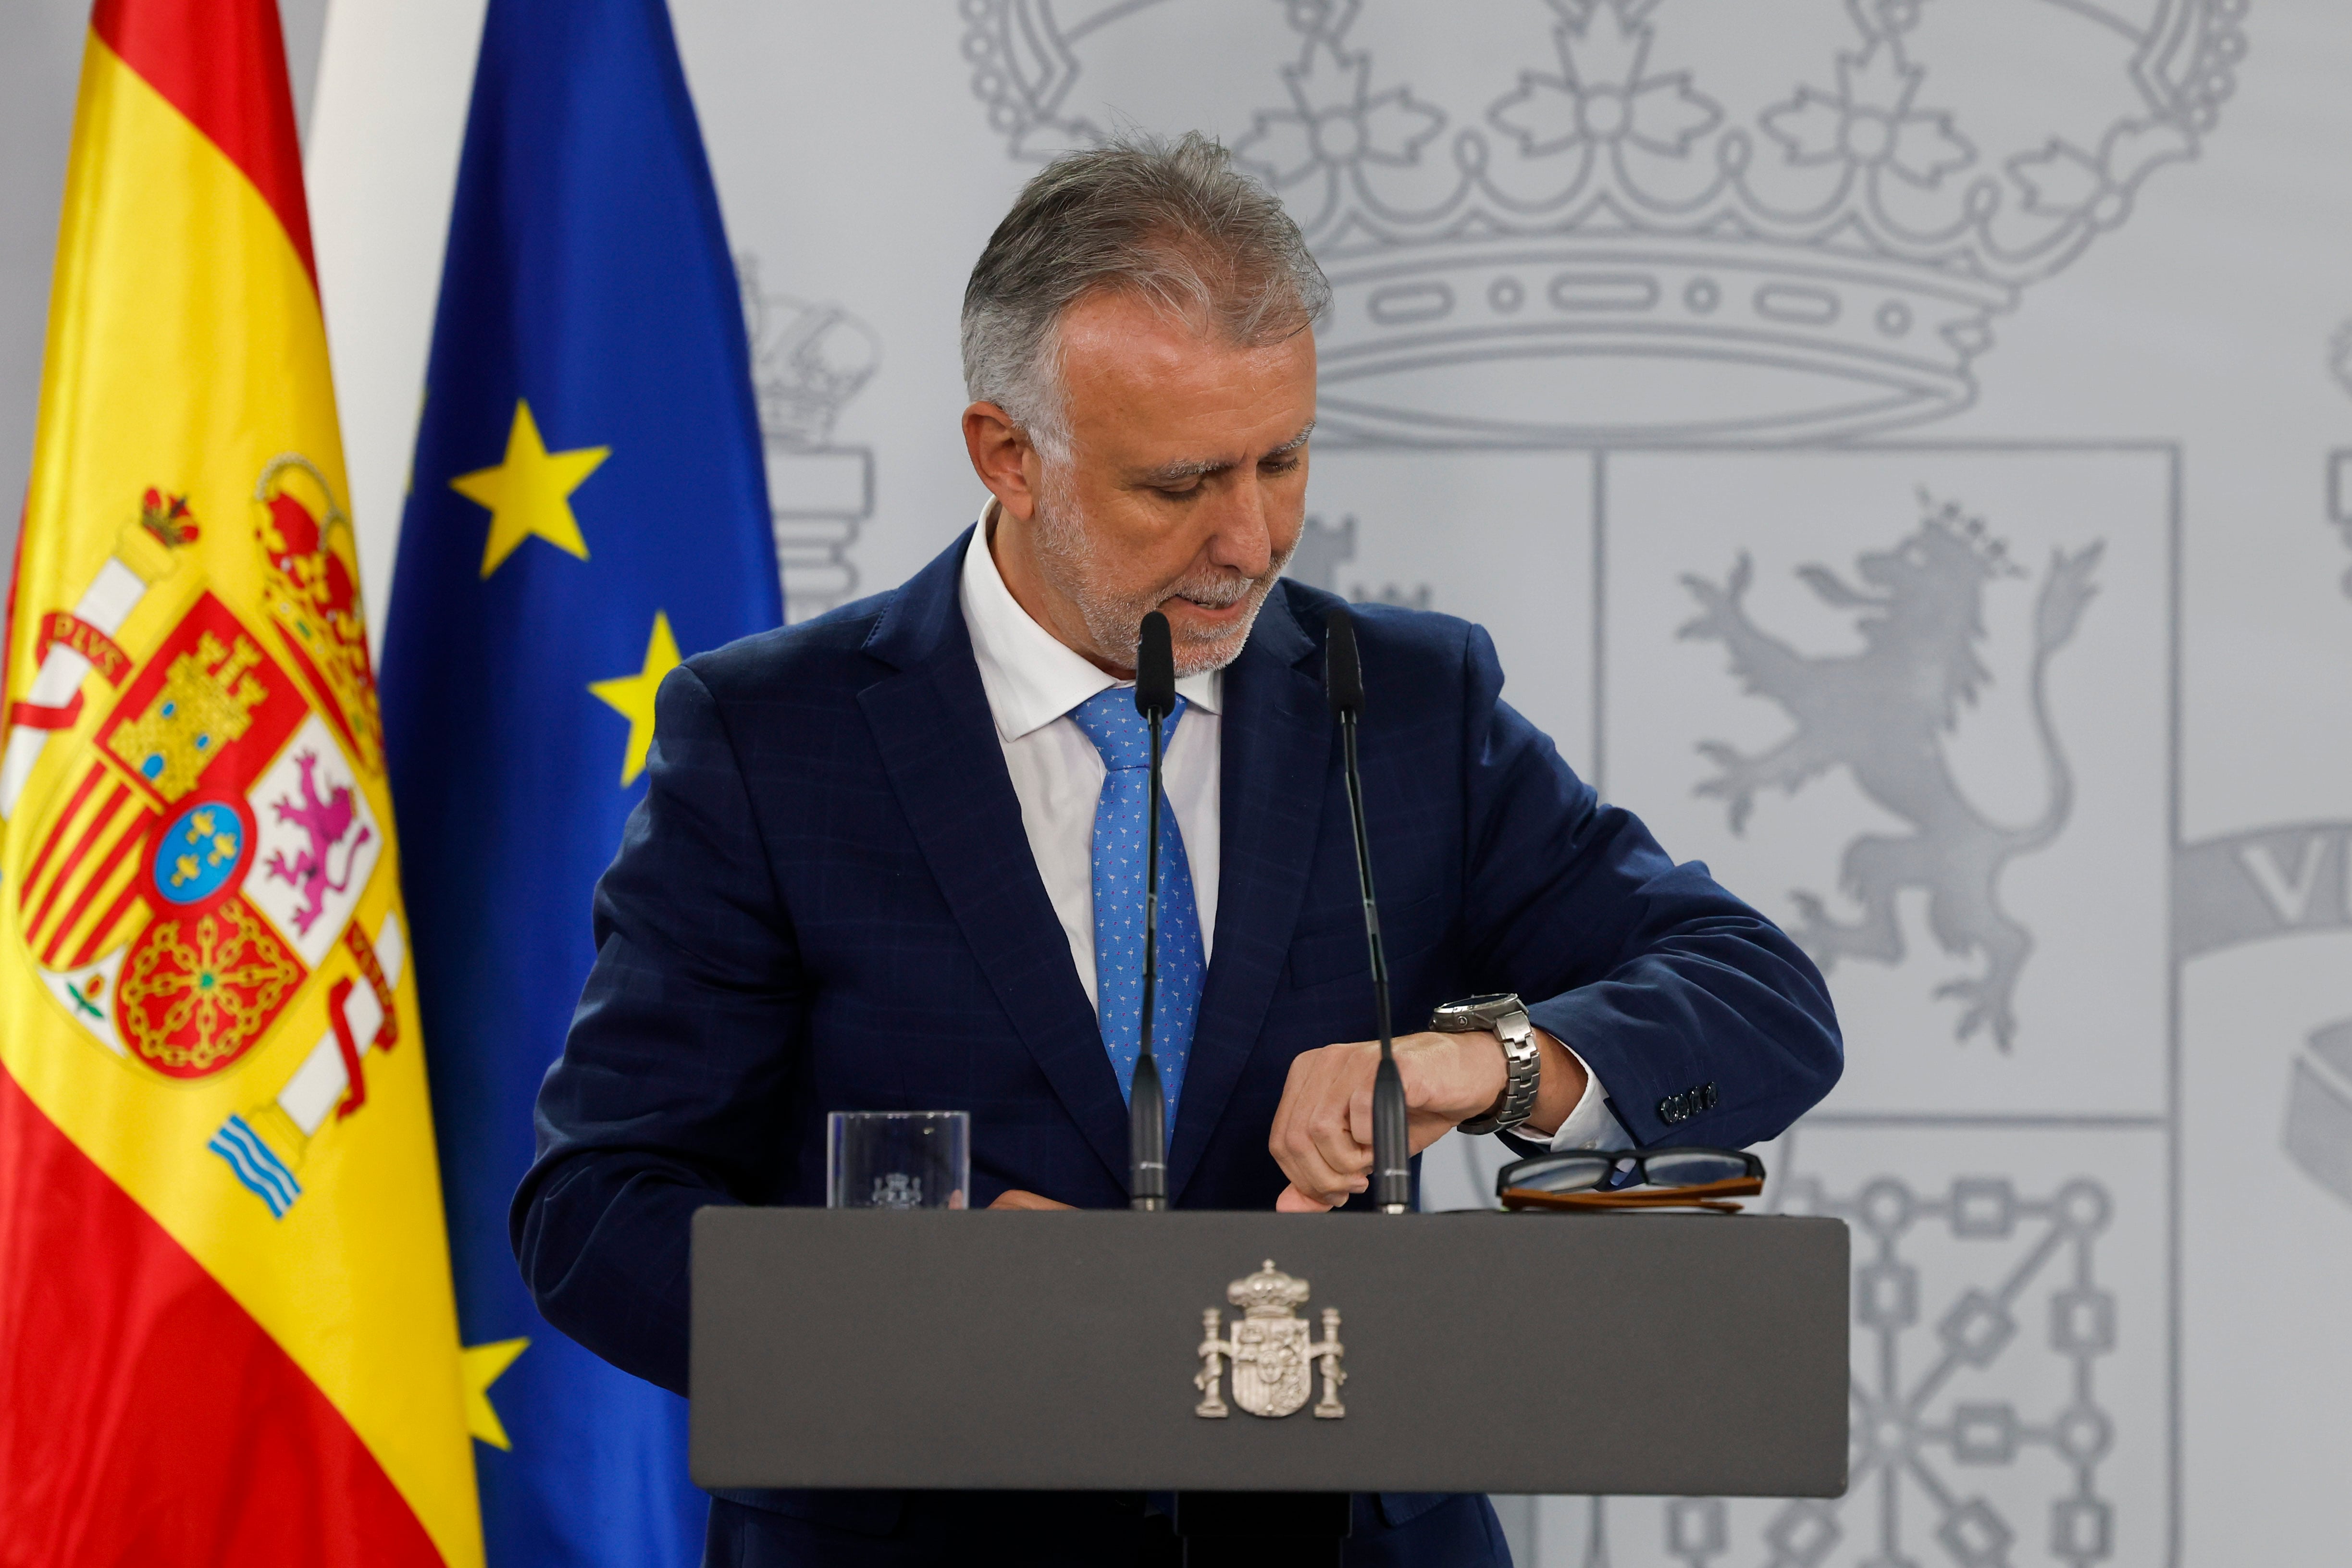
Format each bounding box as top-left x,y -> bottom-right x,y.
827,1111 -> 970,1210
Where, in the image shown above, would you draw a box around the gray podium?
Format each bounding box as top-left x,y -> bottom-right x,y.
693,1207 -> 1848,1544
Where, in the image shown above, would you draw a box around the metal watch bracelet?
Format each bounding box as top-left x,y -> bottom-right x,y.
1433,993 -> 1542,1137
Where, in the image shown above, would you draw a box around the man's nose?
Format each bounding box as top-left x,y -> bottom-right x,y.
1204,471 -> 1275,577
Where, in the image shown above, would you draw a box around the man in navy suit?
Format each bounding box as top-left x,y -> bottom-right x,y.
515,132 -> 1841,1565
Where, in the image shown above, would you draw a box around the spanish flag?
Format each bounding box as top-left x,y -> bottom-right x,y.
0,4 -> 482,1563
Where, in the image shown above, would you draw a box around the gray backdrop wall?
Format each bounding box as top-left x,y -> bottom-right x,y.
0,0 -> 326,569
651,11 -> 2346,1559
1,2 -> 92,566
11,3 -> 2351,1565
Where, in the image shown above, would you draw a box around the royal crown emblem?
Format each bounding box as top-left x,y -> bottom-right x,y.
1194,1259 -> 1347,1420
963,0 -> 2245,443
739,253 -> 882,622
741,253 -> 880,450
254,453 -> 384,776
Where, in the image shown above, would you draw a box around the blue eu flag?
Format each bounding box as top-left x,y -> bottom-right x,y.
379,1 -> 779,1562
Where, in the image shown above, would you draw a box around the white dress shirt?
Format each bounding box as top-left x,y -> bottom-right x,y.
957,506 -> 1627,1155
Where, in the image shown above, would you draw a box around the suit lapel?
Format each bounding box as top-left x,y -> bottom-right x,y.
859,532 -> 1131,1191
1170,586 -> 1328,1202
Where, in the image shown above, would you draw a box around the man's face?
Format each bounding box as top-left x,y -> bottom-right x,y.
991,287 -> 1316,677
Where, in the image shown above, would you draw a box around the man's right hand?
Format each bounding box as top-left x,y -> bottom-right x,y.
988,1189 -> 1075,1211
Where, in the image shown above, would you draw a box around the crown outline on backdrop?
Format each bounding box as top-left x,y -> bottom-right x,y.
962,0 -> 2247,444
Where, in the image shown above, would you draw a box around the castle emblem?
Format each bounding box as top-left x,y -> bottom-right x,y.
1194,1259 -> 1346,1420
104,630 -> 270,800
1678,497 -> 2104,1048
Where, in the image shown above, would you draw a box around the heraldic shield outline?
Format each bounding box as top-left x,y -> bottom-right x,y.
10,463 -> 392,1103
1194,1259 -> 1347,1420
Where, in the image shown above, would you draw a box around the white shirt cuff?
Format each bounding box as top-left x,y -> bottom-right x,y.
1526,1040 -> 1632,1152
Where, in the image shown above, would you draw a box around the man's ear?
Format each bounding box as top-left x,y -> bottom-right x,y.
962,402 -> 1040,523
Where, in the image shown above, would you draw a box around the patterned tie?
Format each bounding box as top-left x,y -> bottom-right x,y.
1068,688 -> 1205,1135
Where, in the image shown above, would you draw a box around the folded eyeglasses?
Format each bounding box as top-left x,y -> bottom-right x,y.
1496,1147 -> 1765,1213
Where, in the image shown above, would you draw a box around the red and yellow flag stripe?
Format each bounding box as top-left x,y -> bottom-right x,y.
0,4 -> 481,1563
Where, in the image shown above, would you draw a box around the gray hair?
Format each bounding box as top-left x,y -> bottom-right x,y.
961,131 -> 1329,458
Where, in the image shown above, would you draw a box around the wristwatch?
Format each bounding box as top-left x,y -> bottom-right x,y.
1431,993 -> 1542,1137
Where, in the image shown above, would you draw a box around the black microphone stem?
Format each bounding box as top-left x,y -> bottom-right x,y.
1339,709 -> 1411,1213
1129,703 -> 1167,1211
1129,613 -> 1175,1212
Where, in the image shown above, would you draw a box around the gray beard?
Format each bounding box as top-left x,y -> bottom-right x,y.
1028,482 -> 1294,678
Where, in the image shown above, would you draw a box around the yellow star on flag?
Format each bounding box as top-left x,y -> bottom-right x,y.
589,609 -> 681,786
450,398 -> 610,578
459,1336 -> 530,1451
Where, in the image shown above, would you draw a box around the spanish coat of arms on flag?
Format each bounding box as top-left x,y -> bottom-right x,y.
0,2 -> 480,1562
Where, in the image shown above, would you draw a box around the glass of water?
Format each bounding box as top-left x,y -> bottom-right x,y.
827,1111 -> 970,1210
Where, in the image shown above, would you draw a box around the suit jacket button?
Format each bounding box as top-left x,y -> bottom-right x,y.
1702,1083 -> 1719,1110
1657,1096 -> 1678,1124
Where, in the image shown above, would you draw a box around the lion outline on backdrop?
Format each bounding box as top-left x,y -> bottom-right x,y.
1678,496 -> 2103,1049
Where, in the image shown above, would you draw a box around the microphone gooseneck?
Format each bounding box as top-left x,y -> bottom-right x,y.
1129,611 -> 1176,1212
1325,606 -> 1411,1214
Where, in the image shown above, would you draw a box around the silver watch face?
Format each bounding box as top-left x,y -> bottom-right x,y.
1442,994 -> 1528,1037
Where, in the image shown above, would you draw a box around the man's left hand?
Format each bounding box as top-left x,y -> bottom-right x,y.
1268,1028 -> 1587,1211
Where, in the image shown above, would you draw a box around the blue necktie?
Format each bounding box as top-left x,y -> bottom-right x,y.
1069,688 -> 1205,1135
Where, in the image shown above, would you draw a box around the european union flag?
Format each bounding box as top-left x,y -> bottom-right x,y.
379,1 -> 779,1562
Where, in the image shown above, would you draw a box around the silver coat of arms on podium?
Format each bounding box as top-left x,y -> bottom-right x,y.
1194,1260 -> 1345,1420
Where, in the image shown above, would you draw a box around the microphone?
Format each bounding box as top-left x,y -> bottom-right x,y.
1128,611 -> 1176,1212
1325,606 -> 1411,1214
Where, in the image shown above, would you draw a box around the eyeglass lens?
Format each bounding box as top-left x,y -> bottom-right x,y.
1502,1148 -> 1755,1195
1507,1154 -> 1616,1193
1638,1150 -> 1752,1188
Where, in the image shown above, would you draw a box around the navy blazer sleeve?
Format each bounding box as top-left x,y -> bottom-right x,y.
1445,620 -> 1840,1148
512,663 -> 794,1395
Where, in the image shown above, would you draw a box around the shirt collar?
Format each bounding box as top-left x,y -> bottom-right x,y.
959,499 -> 1223,742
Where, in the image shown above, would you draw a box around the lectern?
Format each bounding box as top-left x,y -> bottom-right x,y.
692,1209 -> 1848,1562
